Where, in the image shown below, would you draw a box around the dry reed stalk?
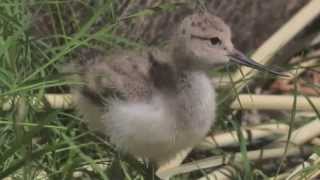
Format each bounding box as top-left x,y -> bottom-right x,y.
296,111 -> 319,118
310,138 -> 320,146
274,119 -> 320,145
1,94 -> 73,111
284,153 -> 320,180
221,0 -> 320,90
287,57 -> 320,79
197,124 -> 289,151
290,49 -> 320,64
157,148 -> 192,174
267,119 -> 320,179
197,165 -> 236,180
159,124 -> 288,178
197,120 -> 318,180
7,93 -> 320,111
158,124 -> 288,177
269,172 -> 291,180
311,32 -> 320,46
231,94 -> 320,111
156,146 -> 307,179
309,168 -> 320,180
44,94 -> 73,109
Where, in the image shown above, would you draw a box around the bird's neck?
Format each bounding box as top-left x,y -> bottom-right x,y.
149,49 -> 215,135
171,69 -> 215,130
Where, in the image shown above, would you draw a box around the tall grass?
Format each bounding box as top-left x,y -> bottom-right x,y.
0,0 -> 152,179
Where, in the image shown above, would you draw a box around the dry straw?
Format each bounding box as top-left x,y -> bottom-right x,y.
197,123 -> 289,151
274,119 -> 320,146
231,95 -> 320,111
223,0 -> 320,91
156,146 -> 308,179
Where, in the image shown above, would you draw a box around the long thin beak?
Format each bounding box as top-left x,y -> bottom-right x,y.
228,49 -> 287,77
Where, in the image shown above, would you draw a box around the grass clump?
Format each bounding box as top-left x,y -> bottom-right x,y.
0,0 -> 152,179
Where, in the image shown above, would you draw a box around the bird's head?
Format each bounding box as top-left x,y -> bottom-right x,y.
172,12 -> 284,76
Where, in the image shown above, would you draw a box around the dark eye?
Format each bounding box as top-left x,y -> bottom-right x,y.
210,37 -> 222,46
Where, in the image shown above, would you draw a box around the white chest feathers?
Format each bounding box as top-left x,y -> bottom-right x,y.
90,72 -> 216,163
175,71 -> 216,131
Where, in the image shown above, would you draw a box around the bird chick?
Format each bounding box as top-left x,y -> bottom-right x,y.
68,12 -> 283,164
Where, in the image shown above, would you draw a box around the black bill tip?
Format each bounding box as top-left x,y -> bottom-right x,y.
228,49 -> 289,77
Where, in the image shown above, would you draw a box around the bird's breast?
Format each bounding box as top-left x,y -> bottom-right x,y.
174,71 -> 216,137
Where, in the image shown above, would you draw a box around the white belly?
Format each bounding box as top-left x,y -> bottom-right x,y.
101,72 -> 216,162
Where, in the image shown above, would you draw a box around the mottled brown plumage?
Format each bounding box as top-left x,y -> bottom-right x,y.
68,12 -> 283,164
